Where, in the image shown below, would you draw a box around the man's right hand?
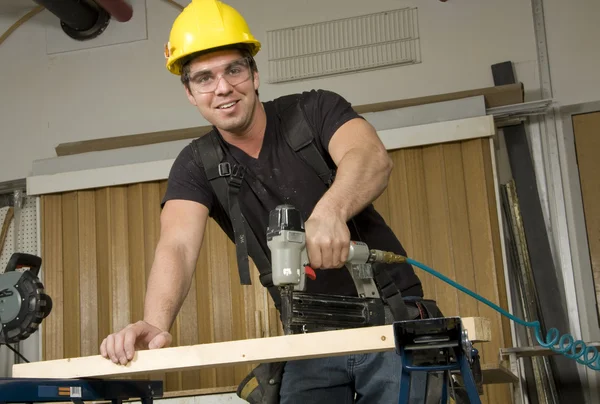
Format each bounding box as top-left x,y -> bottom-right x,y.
100,320 -> 172,365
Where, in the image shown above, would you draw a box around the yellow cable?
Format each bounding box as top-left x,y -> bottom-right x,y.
0,5 -> 45,48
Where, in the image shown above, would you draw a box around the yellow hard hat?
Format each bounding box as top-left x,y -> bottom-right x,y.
164,0 -> 261,75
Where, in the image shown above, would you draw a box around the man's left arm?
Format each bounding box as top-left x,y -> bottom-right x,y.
305,117 -> 393,269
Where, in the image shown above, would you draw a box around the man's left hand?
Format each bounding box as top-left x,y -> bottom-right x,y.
304,209 -> 350,269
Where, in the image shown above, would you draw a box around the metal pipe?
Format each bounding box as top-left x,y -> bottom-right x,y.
33,0 -> 98,31
32,0 -> 111,41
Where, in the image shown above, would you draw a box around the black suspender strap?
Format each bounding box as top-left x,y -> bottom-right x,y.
196,132 -> 252,285
278,98 -> 336,187
192,132 -> 282,308
372,263 -> 411,320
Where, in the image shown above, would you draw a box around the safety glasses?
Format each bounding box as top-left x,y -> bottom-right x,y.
187,57 -> 252,94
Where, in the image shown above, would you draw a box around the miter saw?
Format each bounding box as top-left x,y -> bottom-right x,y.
0,253 -> 164,404
0,253 -> 52,345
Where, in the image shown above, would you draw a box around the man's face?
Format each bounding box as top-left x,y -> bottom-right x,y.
184,49 -> 260,134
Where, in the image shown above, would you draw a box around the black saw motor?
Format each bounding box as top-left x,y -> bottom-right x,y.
0,253 -> 52,344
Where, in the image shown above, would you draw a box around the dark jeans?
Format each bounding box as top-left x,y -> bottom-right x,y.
279,350 -> 402,404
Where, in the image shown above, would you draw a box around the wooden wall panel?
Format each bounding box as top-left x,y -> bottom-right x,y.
573,111 -> 600,317
78,190 -> 98,357
40,136 -> 512,400
41,194 -> 63,361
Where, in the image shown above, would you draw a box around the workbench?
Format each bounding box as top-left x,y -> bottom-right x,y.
0,378 -> 162,404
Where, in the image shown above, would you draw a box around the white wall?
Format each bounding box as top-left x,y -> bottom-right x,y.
0,0 -> 539,183
544,0 -> 600,106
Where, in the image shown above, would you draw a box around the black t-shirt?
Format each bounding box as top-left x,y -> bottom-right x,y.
162,89 -> 423,298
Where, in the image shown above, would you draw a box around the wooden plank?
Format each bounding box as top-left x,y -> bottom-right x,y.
353,83 -> 523,114
13,317 -> 490,379
572,112 -> 600,317
53,83 -> 522,156
55,126 -> 213,156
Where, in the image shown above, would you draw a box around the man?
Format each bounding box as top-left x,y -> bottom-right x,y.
100,0 -> 424,402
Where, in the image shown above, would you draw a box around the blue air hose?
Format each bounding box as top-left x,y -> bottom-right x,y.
405,257 -> 600,371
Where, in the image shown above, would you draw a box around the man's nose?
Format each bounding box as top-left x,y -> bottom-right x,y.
214,75 -> 233,95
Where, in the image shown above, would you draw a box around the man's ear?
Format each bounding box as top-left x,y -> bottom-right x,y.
184,86 -> 198,106
253,71 -> 260,91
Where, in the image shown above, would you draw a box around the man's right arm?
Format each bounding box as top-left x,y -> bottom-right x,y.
143,199 -> 208,331
100,199 -> 209,364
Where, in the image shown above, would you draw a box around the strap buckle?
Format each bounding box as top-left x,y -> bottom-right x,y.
217,162 -> 231,177
229,164 -> 245,188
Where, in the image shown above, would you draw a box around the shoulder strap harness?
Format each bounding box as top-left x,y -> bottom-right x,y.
192,94 -> 409,319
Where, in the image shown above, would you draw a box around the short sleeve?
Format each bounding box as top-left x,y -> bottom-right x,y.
301,89 -> 363,150
161,142 -> 215,211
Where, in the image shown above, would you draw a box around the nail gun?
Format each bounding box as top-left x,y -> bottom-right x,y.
266,204 -> 407,335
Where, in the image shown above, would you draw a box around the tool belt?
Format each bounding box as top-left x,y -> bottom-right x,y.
236,296 -> 443,404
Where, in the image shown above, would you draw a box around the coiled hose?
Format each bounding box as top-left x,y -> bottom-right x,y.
405,256 -> 600,371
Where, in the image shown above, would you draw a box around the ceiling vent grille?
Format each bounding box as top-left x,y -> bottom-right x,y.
266,7 -> 421,83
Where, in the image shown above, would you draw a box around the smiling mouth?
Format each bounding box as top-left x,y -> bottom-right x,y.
217,101 -> 239,110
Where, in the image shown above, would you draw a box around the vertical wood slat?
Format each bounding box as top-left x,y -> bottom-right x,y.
95,189 -> 112,353
206,219 -> 235,387
126,184 -> 148,382
39,135 -> 512,400
78,190 -> 98,357
41,195 -> 63,361
195,215 -> 217,388
110,187 -> 131,333
61,192 -> 80,359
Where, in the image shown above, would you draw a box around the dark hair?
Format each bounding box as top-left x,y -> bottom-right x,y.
180,44 -> 259,95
